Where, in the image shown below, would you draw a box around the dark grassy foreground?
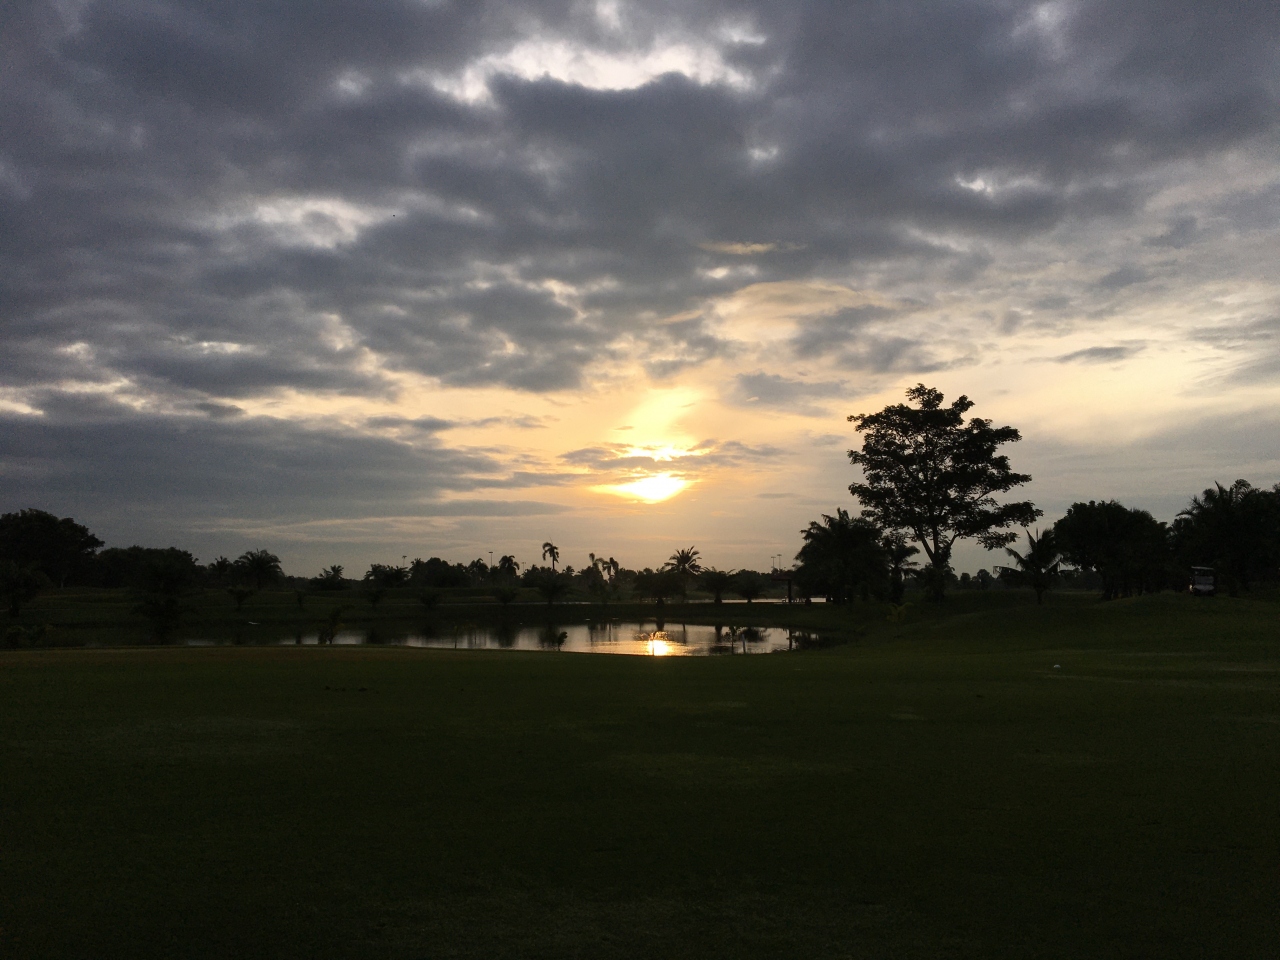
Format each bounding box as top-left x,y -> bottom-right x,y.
2,594 -> 1277,959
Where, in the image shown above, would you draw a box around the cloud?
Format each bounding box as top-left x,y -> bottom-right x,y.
1054,344 -> 1146,364
728,371 -> 848,415
2,0 -> 1279,562
560,437 -> 782,477
1097,266 -> 1150,291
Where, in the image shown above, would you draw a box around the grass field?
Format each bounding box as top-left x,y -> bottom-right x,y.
2,592 -> 1277,958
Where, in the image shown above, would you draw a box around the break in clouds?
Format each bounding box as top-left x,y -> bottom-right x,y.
2,0 -> 1279,564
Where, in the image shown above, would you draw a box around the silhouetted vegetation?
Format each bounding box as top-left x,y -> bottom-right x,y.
848,384 -> 1040,600
794,509 -> 887,604
0,508 -> 102,588
0,561 -> 47,618
1003,529 -> 1061,604
698,567 -> 735,604
7,390 -> 1280,637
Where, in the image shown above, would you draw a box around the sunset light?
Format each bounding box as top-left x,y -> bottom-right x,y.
598,472 -> 691,503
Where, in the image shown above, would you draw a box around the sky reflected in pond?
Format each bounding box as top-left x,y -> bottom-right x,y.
256,621 -> 821,655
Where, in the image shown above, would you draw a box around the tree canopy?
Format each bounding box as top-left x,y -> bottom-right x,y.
794,509 -> 887,604
1054,501 -> 1170,599
0,508 -> 103,588
848,384 -> 1039,598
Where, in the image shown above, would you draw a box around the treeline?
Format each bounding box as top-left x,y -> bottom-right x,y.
0,510 -> 776,628
789,479 -> 1280,604
4,476 -> 1278,628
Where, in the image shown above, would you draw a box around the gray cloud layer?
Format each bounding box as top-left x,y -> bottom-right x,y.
2,0 -> 1278,555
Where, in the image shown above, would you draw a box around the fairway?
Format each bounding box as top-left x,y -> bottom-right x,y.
2,594 -> 1277,959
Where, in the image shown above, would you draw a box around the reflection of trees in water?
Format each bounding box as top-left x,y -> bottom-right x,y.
538,624 -> 567,649
709,624 -> 774,654
494,621 -> 517,648
785,629 -> 830,651
711,624 -> 733,654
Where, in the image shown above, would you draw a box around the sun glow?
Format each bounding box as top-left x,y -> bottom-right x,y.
646,634 -> 674,656
597,472 -> 691,503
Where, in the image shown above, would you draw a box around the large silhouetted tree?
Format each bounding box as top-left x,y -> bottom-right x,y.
0,509 -> 103,588
541,542 -> 560,571
848,384 -> 1040,600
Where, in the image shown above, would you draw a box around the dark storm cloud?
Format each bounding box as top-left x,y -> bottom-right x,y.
2,0 -> 1278,524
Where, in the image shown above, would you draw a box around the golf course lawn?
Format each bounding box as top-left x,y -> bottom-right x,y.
2,593 -> 1277,958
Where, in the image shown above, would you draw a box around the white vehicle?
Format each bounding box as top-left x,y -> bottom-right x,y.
1189,566 -> 1215,596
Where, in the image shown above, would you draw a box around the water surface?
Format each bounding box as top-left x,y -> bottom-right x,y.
240,621 -> 822,655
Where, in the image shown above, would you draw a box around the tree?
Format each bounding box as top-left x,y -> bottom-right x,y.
496,555 -> 521,579
848,384 -> 1040,600
1004,529 -> 1060,604
1054,501 -> 1171,599
0,562 -> 47,617
794,510 -> 887,604
409,557 -> 469,588
234,549 -> 283,591
0,509 -> 103,588
1173,480 -> 1280,595
207,557 -> 233,585
698,567 -> 735,604
665,547 -> 703,577
883,532 -> 920,603
733,571 -> 766,604
663,546 -> 703,599
134,550 -> 200,640
633,568 -> 683,605
363,563 -> 409,588
541,542 -> 560,571
465,558 -> 490,585
313,565 -> 347,591
529,567 -> 568,606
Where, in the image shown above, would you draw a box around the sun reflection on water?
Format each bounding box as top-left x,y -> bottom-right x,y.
642,631 -> 674,656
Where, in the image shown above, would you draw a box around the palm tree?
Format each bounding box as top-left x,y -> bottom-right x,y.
1176,479 -> 1277,596
496,555 -> 520,579
541,541 -> 560,571
665,546 -> 703,577
664,546 -> 702,600
1005,528 -> 1060,604
234,549 -> 282,591
884,532 -> 920,603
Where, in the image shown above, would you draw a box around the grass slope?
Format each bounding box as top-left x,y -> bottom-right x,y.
2,593 -> 1277,958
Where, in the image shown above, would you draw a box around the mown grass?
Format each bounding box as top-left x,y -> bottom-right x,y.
1,592 -> 1277,958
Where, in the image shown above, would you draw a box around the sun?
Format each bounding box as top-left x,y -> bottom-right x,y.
596,472 -> 691,503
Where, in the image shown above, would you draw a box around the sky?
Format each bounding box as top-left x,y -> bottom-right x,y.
2,0 -> 1279,576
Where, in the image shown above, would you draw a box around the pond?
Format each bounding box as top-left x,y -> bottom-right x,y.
188,621 -> 827,655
